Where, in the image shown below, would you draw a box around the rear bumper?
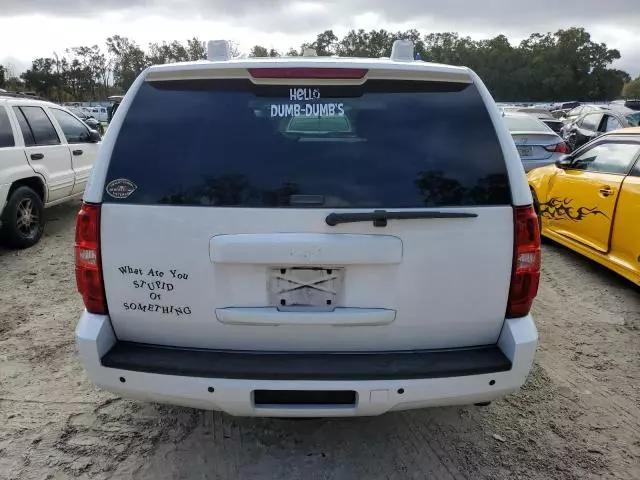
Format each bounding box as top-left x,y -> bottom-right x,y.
76,313 -> 537,417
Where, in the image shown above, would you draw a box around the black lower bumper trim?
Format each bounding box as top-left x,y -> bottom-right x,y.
101,342 -> 511,381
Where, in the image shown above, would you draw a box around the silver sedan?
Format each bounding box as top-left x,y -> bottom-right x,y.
503,112 -> 570,172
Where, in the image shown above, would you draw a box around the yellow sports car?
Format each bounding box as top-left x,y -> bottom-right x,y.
528,127 -> 640,285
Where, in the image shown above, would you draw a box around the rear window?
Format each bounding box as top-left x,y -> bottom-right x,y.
581,113 -> 602,131
543,119 -> 563,133
627,113 -> 640,127
0,106 -> 15,148
105,78 -> 510,208
18,106 -> 61,146
504,115 -> 549,133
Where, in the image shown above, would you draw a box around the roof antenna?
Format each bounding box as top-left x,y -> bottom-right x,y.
207,40 -> 232,61
390,39 -> 414,62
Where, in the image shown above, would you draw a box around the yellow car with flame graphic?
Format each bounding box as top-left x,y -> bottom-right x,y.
528,128 -> 640,285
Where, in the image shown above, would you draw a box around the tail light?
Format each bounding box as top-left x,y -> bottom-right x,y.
248,68 -> 368,79
506,205 -> 541,318
544,142 -> 570,154
75,203 -> 107,314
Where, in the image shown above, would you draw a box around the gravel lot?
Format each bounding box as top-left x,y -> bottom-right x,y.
1,200 -> 639,480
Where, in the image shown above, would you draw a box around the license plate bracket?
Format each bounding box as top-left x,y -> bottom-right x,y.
517,145 -> 533,157
268,267 -> 344,308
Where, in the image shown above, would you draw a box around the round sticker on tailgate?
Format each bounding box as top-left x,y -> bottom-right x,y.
106,179 -> 137,199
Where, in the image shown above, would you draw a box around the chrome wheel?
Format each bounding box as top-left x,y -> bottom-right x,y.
16,198 -> 40,239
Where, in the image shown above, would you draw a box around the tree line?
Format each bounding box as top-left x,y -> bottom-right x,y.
1,27 -> 638,102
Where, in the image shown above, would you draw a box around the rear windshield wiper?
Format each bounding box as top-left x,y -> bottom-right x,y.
325,210 -> 478,227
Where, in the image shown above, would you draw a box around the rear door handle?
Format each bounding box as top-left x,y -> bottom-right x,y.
30,153 -> 44,160
72,149 -> 83,156
599,186 -> 613,196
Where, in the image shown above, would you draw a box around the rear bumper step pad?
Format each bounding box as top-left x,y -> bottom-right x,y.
101,342 -> 511,381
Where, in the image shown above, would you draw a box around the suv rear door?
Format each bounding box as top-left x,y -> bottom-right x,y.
98,67 -> 516,352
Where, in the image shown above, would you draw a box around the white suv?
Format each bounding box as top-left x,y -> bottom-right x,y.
75,40 -> 540,417
0,94 -> 100,248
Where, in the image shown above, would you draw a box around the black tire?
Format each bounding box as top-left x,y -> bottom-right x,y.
0,186 -> 45,249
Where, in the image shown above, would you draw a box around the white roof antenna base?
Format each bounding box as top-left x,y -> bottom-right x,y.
207,40 -> 232,61
390,40 -> 415,62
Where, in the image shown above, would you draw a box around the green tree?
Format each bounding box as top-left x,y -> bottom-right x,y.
249,46 -> 280,57
514,28 -> 624,101
0,65 -> 5,88
62,45 -> 109,99
148,38 -> 206,64
59,57 -> 88,100
186,38 -> 206,60
337,29 -> 391,57
106,35 -> 147,91
622,76 -> 640,98
422,32 -> 476,64
249,45 -> 269,57
301,30 -> 339,56
590,68 -> 630,100
147,40 -> 188,64
21,58 -> 62,97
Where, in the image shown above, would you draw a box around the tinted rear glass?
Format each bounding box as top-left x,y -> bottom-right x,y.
0,106 -> 15,147
543,120 -> 563,133
20,106 -> 60,146
105,79 -> 510,208
13,107 -> 35,147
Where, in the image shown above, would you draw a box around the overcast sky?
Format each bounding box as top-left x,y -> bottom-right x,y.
1,0 -> 639,78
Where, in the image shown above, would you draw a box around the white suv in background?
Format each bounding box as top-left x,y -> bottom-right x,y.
0,94 -> 100,248
75,40 -> 540,417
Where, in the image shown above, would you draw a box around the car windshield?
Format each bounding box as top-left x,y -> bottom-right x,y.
105,79 -> 511,208
504,115 -> 549,132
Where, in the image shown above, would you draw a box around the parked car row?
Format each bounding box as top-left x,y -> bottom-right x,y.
500,101 -> 640,174
560,106 -> 640,150
504,100 -> 640,286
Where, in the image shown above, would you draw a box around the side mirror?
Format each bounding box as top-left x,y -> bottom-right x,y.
88,129 -> 101,143
555,154 -> 572,169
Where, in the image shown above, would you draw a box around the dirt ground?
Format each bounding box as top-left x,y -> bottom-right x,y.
1,200 -> 639,480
